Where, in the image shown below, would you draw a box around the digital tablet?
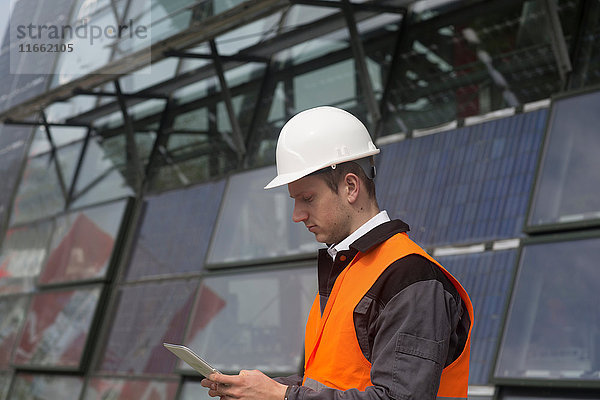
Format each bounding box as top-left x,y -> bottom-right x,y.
163,343 -> 221,377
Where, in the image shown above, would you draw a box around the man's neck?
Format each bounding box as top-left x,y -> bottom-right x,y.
328,210 -> 390,259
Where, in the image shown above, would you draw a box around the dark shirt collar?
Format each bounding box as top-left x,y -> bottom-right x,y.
349,219 -> 410,253
316,219 -> 410,310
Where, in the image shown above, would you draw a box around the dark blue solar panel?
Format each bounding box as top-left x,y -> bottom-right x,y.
437,249 -> 518,385
376,110 -> 547,247
126,179 -> 226,280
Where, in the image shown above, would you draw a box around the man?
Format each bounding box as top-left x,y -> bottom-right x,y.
201,106 -> 473,400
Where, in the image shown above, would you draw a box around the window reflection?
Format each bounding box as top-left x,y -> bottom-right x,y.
126,181 -> 225,280
495,236 -> 600,381
381,0 -> 577,134
0,372 -> 10,400
0,295 -> 28,368
69,136 -> 137,209
39,199 -> 127,285
9,373 -> 83,400
183,267 -> 316,373
179,381 -> 212,400
206,166 -> 320,265
14,287 -> 102,368
9,153 -> 65,226
527,90 -> 600,228
0,220 -> 54,295
83,378 -> 178,400
51,0 -> 126,87
99,280 -> 197,375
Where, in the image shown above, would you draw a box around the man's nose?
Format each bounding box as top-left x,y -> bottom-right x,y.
292,202 -> 307,223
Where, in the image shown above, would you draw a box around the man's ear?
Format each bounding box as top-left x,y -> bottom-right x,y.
344,173 -> 360,204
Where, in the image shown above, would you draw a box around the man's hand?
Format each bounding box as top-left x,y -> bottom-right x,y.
200,369 -> 288,400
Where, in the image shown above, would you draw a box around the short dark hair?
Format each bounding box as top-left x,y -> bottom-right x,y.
315,160 -> 377,200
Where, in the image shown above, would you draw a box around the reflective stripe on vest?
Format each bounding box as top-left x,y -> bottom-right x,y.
303,232 -> 473,399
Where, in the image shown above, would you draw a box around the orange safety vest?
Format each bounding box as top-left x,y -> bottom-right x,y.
303,232 -> 473,399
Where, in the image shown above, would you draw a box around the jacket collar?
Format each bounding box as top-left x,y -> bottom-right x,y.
349,219 -> 410,254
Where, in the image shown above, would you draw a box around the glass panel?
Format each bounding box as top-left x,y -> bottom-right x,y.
380,0 -> 578,134
527,90 -> 600,227
56,141 -> 85,193
28,126 -> 87,153
293,59 -> 358,113
1,0 -> 73,112
13,286 -> 102,369
174,43 -> 208,74
377,110 -> 546,247
99,280 -> 197,374
128,99 -> 167,121
9,373 -> 83,400
501,386 -> 600,399
0,220 -> 54,295
0,295 -> 28,368
9,153 -> 65,226
126,181 -> 225,280
206,166 -> 320,265
49,0 -> 148,87
282,5 -> 338,29
38,199 -> 128,285
436,249 -> 518,385
494,236 -> 600,381
569,0 -> 600,88
215,13 -> 282,55
119,57 -> 178,93
183,267 -> 316,374
123,0 -> 192,49
148,156 -> 224,193
275,14 -> 347,67
179,381 -> 212,400
0,372 -> 10,400
44,96 -> 97,124
83,378 -> 178,400
0,125 -> 31,226
28,128 -> 53,157
69,136 -> 135,209
172,76 -> 219,104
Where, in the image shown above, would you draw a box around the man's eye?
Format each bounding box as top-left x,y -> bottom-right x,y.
303,196 -> 313,202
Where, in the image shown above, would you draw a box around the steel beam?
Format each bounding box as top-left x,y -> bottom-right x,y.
342,0 -> 381,129
209,39 -> 246,161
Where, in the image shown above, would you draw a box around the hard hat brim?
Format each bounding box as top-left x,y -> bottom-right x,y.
263,149 -> 380,189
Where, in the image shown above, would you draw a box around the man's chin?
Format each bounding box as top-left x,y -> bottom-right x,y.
313,233 -> 336,245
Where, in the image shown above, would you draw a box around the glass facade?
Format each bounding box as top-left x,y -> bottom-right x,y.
1,0 -> 599,398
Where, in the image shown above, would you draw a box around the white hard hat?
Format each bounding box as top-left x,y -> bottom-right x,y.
264,106 -> 380,189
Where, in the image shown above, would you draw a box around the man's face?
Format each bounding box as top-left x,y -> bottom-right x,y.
288,174 -> 352,244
